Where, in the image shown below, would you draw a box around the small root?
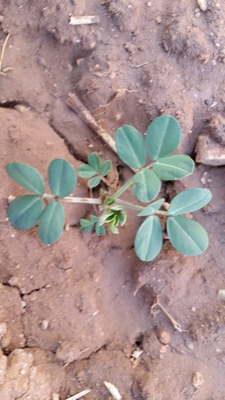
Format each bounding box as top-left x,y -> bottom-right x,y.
151,295 -> 188,332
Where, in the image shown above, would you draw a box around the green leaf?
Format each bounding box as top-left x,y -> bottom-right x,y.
110,205 -> 124,211
109,221 -> 119,234
133,170 -> 161,202
95,222 -> 105,236
153,155 -> 194,180
138,198 -> 165,216
48,159 -> 77,198
80,219 -> 94,232
168,189 -> 212,215
98,212 -> 111,226
90,215 -> 99,223
8,195 -> 43,229
115,125 -> 146,169
105,214 -> 115,223
88,153 -> 101,171
119,211 -> 127,226
78,164 -> 96,179
6,162 -> 45,194
146,116 -> 181,160
134,216 -> 162,261
38,202 -> 64,244
167,216 -> 209,256
88,176 -> 101,188
100,160 -> 112,176
114,214 -> 120,225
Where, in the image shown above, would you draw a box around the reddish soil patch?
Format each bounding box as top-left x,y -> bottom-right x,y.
0,1 -> 225,399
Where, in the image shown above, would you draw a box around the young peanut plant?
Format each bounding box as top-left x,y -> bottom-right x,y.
5,116 -> 212,262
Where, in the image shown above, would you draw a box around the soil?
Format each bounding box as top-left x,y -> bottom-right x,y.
0,0 -> 225,399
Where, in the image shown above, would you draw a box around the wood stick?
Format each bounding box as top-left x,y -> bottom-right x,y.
67,92 -> 117,154
0,33 -> 10,76
69,15 -> 100,25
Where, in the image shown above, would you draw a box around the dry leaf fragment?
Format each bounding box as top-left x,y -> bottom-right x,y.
197,54 -> 210,64
131,348 -> 143,359
69,16 -> 100,25
192,372 -> 204,388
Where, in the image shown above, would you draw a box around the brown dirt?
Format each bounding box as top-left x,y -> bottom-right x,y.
0,0 -> 225,399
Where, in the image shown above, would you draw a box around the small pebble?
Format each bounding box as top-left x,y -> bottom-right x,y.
93,63 -> 100,71
159,345 -> 168,353
8,195 -> 15,204
0,15 -> 4,22
76,58 -> 84,66
2,66 -> 13,73
41,320 -> 49,330
162,202 -> 170,211
156,16 -> 162,24
147,1 -> 152,6
64,223 -> 70,231
52,393 -> 59,400
217,289 -> 225,303
0,323 -> 7,339
67,63 -> 73,72
158,329 -> 171,345
186,342 -> 194,350
115,113 -> 122,121
8,275 -> 21,288
200,172 -> 208,184
192,372 -> 204,388
197,0 -> 208,11
76,370 -> 87,383
137,99 -> 145,104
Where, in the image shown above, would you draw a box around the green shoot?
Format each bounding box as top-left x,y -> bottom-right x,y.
5,115 -> 212,261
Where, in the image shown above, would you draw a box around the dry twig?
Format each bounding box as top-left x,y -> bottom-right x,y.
66,389 -> 91,400
67,92 -> 117,154
69,15 -> 100,25
151,295 -> 187,332
66,92 -> 138,177
0,33 -> 10,76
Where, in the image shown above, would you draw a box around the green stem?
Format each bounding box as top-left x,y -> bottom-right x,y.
142,163 -> 153,170
111,177 -> 134,200
42,193 -> 101,205
116,199 -> 145,212
116,199 -> 170,216
155,210 -> 169,216
42,194 -> 55,199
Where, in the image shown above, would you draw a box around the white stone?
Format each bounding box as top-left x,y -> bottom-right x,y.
197,0 -> 208,11
195,135 -> 225,166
